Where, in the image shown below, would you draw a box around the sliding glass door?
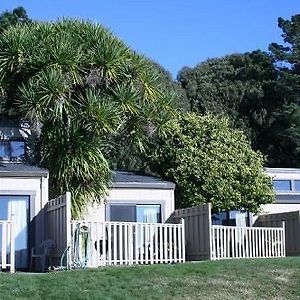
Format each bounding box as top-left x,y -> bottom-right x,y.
0,195 -> 29,269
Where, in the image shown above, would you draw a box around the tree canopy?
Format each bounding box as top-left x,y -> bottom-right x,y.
0,6 -> 30,33
0,9 -> 278,214
0,20 -> 181,215
148,113 -> 274,213
263,14 -> 300,167
177,51 -> 282,148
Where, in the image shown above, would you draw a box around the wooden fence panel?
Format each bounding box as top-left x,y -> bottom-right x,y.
0,221 -> 15,272
46,192 -> 71,266
167,203 -> 211,261
254,211 -> 300,256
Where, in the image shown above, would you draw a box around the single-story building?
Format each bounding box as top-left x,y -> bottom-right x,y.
0,163 -> 49,269
83,171 -> 175,223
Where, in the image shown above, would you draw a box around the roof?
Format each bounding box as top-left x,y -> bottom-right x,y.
265,167 -> 300,174
110,171 -> 175,189
0,163 -> 48,177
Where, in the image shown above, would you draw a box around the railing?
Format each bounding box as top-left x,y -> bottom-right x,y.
0,221 -> 15,273
69,220 -> 185,267
211,223 -> 286,260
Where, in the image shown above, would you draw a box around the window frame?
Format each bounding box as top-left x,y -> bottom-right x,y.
108,203 -> 162,223
0,139 -> 26,162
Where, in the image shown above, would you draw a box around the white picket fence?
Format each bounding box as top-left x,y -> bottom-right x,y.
0,220 -> 15,272
211,223 -> 286,260
69,220 -> 185,267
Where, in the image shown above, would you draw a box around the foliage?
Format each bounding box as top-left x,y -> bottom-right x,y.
148,113 -> 274,212
263,14 -> 300,167
1,258 -> 300,299
177,51 -> 282,149
0,7 -> 30,33
0,20 -> 179,216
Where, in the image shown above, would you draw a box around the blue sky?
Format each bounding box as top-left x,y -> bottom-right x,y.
0,1 -> 299,77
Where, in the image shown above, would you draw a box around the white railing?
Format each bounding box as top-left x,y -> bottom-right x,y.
211,223 -> 286,260
69,220 -> 185,267
0,220 -> 15,273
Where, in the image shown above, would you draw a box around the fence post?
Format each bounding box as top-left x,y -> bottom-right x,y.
10,220 -> 15,273
181,218 -> 186,263
208,203 -> 213,260
282,221 -> 286,257
65,192 -> 72,269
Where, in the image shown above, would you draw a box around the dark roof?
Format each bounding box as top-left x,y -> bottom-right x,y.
0,163 -> 48,177
111,171 -> 175,189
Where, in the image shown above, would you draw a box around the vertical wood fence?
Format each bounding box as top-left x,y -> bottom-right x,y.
167,204 -> 211,260
46,192 -> 71,266
0,220 -> 15,273
70,220 -> 185,267
255,211 -> 300,256
211,224 -> 286,260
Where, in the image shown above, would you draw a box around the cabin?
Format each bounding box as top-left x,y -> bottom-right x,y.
83,171 -> 175,223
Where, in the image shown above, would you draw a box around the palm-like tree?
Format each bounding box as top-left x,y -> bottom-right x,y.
0,20 -> 179,216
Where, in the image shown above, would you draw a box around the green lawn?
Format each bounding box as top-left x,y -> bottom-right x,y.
1,257 -> 300,299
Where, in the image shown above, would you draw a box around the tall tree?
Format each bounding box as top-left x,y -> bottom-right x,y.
0,20 -> 179,216
178,51 -> 281,149
264,14 -> 300,167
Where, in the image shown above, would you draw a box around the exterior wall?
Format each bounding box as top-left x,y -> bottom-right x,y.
256,168 -> 300,222
83,187 -> 175,223
260,203 -> 300,215
0,176 -> 49,248
266,168 -> 300,180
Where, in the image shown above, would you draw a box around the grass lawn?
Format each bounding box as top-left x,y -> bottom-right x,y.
1,257 -> 300,299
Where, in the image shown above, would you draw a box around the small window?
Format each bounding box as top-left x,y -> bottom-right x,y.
110,205 -> 136,222
273,180 -> 292,191
294,180 -> 300,191
109,204 -> 161,223
0,140 -> 25,162
136,205 -> 161,223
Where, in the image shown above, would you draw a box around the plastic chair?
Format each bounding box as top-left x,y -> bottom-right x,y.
30,240 -> 55,272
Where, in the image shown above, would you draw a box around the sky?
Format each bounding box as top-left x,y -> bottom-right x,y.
0,1 -> 299,78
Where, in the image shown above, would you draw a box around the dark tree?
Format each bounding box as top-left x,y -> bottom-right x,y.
0,7 -> 31,33
264,14 -> 300,167
177,51 -> 282,150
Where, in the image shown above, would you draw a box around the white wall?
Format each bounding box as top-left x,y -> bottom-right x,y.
0,176 -> 49,248
83,187 -> 175,223
0,176 -> 48,220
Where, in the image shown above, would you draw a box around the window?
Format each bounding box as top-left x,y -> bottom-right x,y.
294,180 -> 300,191
110,204 -> 161,223
110,205 -> 135,222
212,210 -> 250,226
273,180 -> 292,191
0,140 -> 25,162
